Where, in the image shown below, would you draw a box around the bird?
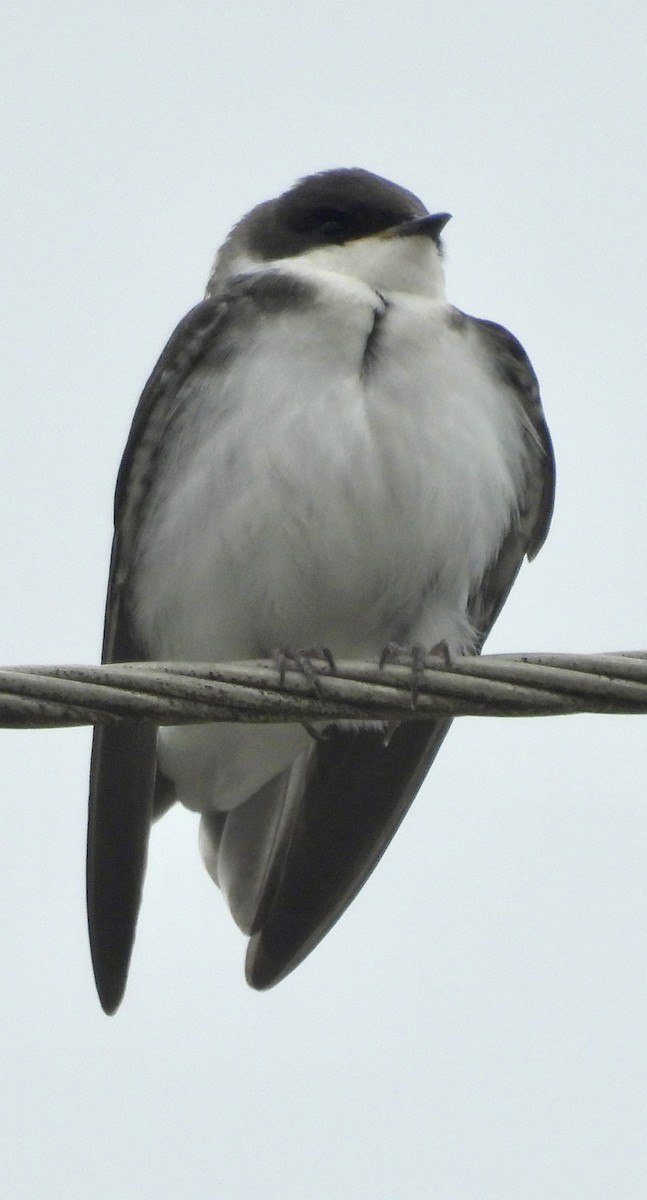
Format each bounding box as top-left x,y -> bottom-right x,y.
88,167 -> 555,1014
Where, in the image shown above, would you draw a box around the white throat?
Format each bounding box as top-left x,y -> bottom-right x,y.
210,233 -> 447,301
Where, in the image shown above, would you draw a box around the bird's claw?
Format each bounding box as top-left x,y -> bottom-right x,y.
272,645 -> 336,697
428,639 -> 453,668
379,640 -> 452,708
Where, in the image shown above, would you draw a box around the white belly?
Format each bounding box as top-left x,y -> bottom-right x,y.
130,269 -> 530,810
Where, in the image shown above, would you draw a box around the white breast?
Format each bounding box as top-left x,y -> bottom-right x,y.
130,262 -> 532,812
132,268 -> 530,665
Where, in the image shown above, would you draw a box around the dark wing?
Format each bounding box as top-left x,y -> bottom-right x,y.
463,315 -> 555,643
87,299 -> 228,1014
243,312 -> 555,989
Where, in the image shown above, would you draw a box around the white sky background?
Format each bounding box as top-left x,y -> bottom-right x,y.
2,1 -> 647,1196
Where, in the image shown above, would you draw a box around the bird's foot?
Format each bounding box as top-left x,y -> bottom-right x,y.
379,640 -> 453,708
272,645 -> 336,697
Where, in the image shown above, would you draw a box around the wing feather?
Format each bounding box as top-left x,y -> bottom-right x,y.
87,299 -> 227,1012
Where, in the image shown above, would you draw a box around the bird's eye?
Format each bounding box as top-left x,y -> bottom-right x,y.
304,207 -> 353,241
317,213 -> 349,238
286,204 -> 356,242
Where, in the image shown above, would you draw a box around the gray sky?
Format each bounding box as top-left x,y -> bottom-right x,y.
3,1 -> 647,1197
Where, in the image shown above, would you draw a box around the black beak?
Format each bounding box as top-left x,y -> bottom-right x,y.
387,212 -> 452,247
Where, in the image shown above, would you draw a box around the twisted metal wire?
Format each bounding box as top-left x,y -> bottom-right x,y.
2,651 -> 647,729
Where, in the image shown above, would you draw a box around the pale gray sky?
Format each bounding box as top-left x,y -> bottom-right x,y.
3,2 -> 647,1197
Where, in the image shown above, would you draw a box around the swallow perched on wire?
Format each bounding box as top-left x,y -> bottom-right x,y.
88,168 -> 555,1012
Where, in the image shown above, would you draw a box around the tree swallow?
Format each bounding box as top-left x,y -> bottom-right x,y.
88,168 -> 555,1013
